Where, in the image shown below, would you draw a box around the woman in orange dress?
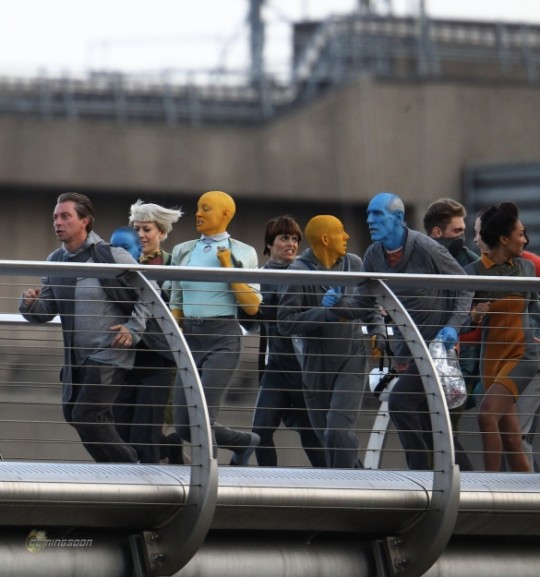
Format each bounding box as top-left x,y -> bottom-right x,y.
465,202 -> 539,472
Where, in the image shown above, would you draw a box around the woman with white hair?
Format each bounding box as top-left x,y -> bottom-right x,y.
129,199 -> 183,268
114,199 -> 183,464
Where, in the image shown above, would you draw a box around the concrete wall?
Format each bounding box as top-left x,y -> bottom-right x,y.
2,77 -> 540,266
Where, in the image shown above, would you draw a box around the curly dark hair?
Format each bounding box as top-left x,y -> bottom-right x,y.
479,201 -> 519,249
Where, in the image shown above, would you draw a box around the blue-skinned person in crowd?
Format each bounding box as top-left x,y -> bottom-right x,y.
277,215 -> 386,468
110,226 -> 142,260
322,193 -> 472,470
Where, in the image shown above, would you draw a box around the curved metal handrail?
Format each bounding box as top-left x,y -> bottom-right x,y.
112,272 -> 218,577
371,279 -> 460,577
10,262 -> 218,577
6,260 -> 540,577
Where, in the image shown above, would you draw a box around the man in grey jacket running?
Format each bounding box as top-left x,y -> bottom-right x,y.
20,192 -> 150,463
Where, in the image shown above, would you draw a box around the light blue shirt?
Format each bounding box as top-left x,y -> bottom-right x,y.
169,236 -> 261,318
181,237 -> 238,318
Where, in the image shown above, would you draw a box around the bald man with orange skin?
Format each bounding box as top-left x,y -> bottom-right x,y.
171,191 -> 260,322
278,215 -> 385,468
169,190 -> 262,465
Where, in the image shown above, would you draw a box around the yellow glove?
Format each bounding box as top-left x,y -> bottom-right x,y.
371,334 -> 386,360
171,308 -> 184,330
216,246 -> 233,268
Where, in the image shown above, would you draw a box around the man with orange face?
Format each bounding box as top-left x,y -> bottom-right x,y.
277,215 -> 385,468
169,190 -> 261,465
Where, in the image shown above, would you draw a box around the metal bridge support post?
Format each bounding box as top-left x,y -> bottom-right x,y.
368,280 -> 460,577
128,273 -> 218,577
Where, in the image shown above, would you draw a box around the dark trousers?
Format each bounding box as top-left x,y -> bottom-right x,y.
114,353 -> 175,463
65,361 -> 138,463
252,361 -> 325,467
388,364 -> 433,470
388,362 -> 473,471
303,364 -> 365,469
174,318 -> 251,452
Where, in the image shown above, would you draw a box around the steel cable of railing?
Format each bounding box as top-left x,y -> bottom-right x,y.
1,261 -> 540,576
5,264 -> 217,576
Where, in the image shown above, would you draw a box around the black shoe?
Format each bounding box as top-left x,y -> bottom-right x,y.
159,434 -> 169,460
166,433 -> 184,465
230,433 -> 260,466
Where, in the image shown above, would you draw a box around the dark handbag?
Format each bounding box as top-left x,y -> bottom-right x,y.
91,244 -> 140,316
368,351 -> 398,402
98,270 -> 140,317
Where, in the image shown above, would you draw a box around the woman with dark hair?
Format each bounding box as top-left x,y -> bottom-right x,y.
251,215 -> 325,467
465,202 -> 540,471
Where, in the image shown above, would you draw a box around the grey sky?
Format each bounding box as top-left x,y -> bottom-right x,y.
1,0 -> 539,77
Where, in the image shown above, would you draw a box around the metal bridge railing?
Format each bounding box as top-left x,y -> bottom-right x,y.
0,260 -> 540,577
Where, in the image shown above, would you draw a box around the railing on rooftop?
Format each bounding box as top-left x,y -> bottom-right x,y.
0,15 -> 538,125
0,259 -> 539,577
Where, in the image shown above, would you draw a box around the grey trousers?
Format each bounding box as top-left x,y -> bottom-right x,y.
174,317 -> 252,453
65,361 -> 138,463
302,357 -> 366,469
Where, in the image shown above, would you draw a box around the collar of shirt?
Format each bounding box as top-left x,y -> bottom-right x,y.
200,232 -> 230,243
480,252 -> 515,269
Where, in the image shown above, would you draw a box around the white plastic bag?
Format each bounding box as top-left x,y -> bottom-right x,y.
368,366 -> 398,403
368,334 -> 398,403
429,338 -> 467,409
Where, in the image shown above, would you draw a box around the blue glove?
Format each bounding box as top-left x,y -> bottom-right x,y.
436,326 -> 458,350
322,288 -> 341,308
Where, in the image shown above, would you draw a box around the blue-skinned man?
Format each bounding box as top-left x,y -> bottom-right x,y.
323,192 -> 472,470
110,226 -> 142,260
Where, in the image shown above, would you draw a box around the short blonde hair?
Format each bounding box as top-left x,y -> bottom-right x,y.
129,199 -> 183,239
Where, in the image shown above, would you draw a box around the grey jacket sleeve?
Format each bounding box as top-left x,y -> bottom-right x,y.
277,283 -> 337,336
431,243 -> 473,330
110,246 -> 151,343
18,279 -> 58,323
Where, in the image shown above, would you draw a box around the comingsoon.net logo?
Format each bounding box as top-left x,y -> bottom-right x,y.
25,530 -> 93,553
